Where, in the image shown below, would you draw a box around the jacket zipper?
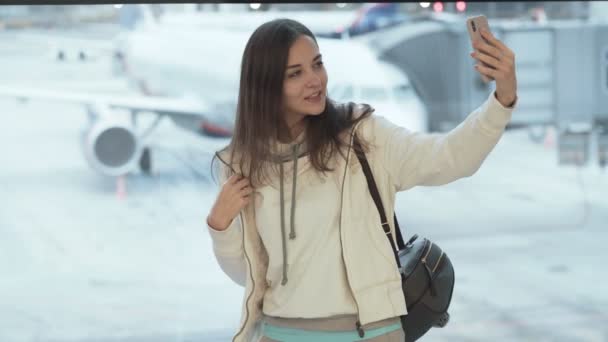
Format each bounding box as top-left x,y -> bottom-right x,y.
232,211 -> 255,342
339,129 -> 365,338
339,225 -> 365,338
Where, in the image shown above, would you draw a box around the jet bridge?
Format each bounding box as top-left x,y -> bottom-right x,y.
356,18 -> 608,167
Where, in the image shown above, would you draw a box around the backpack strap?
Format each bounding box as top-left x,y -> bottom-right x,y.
352,134 -> 405,266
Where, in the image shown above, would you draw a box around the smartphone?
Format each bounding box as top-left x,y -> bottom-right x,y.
466,15 -> 494,83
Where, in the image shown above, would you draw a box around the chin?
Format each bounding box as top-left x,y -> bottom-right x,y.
306,101 -> 327,115
309,106 -> 326,116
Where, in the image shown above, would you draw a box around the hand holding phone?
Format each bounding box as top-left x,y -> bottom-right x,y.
467,15 -> 494,83
466,15 -> 518,107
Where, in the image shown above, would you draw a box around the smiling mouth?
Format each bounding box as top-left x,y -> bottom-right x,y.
305,91 -> 322,100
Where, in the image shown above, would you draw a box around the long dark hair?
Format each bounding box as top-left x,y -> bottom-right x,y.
211,18 -> 373,188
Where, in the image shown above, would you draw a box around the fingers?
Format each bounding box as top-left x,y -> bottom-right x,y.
225,174 -> 249,187
241,196 -> 251,206
226,175 -> 252,202
470,51 -> 508,73
474,63 -> 500,81
222,173 -> 253,197
473,29 -> 514,64
480,29 -> 514,58
470,51 -> 499,69
471,30 -> 516,76
472,39 -> 502,63
224,174 -> 239,185
478,29 -> 500,48
239,186 -> 253,197
235,176 -> 250,190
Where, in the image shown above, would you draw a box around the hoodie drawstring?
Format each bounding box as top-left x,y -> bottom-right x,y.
280,144 -> 300,286
290,145 -> 298,240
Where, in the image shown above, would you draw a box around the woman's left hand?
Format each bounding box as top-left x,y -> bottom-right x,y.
470,28 -> 517,107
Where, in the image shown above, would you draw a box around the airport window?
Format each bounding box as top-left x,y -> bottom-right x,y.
605,46 -> 608,93
360,86 -> 389,102
2,2 -> 606,342
393,84 -> 414,102
329,84 -> 354,101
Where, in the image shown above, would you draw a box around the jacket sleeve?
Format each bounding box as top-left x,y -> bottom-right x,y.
207,161 -> 247,287
367,90 -> 516,192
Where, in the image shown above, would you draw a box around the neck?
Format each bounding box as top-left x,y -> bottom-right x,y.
281,116 -> 307,143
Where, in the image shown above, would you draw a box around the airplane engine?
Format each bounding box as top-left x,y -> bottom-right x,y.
81,118 -> 142,176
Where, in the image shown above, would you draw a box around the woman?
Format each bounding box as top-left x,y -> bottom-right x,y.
206,18 -> 517,342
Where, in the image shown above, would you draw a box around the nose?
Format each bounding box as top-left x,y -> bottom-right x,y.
307,72 -> 322,88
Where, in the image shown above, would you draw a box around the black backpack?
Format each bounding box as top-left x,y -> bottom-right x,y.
354,135 -> 455,341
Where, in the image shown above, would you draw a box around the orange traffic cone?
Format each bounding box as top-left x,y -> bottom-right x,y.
116,175 -> 127,200
544,126 -> 555,149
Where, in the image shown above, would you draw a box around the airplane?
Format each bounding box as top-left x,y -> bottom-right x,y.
317,38 -> 427,132
0,5 -> 428,185
114,4 -> 427,130
317,3 -> 410,39
135,3 -> 410,40
154,5 -> 358,35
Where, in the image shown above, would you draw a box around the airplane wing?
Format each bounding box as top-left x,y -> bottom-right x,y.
0,85 -> 234,137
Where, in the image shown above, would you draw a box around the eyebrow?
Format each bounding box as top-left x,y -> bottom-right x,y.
286,54 -> 322,69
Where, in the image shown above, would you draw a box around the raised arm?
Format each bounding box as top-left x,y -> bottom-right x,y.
362,90 -> 515,192
367,26 -> 518,192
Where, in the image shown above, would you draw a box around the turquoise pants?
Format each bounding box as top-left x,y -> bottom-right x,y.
261,320 -> 403,342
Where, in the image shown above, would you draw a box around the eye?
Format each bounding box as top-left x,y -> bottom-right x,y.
315,61 -> 324,68
288,70 -> 301,78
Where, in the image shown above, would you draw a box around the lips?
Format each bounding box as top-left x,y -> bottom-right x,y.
305,91 -> 322,100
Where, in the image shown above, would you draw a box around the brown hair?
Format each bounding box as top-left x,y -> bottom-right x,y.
211,18 -> 373,187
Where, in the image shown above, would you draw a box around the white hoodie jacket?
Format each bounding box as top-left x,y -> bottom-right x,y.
208,91 -> 516,341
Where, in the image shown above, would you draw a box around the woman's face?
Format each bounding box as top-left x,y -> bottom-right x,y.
282,35 -> 328,126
